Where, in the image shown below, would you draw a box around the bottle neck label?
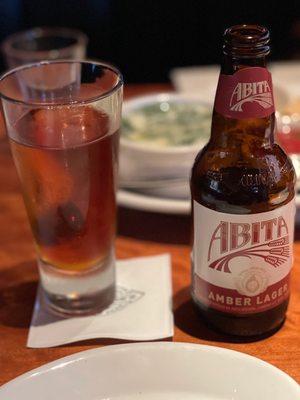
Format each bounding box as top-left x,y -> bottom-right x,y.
214,67 -> 275,119
192,199 -> 295,314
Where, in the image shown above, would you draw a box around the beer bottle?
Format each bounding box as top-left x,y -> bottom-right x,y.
191,25 -> 296,337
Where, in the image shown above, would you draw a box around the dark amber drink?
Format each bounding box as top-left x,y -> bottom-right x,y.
191,25 -> 295,337
11,107 -> 118,272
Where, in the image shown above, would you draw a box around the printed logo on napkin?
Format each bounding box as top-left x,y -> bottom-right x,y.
214,67 -> 275,119
101,286 -> 145,316
192,200 -> 295,314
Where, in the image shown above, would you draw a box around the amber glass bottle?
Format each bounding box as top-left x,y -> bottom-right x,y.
191,25 -> 295,337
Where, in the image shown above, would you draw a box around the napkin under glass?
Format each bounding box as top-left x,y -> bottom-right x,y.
27,254 -> 173,348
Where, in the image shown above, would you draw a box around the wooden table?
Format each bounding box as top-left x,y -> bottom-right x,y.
0,84 -> 299,386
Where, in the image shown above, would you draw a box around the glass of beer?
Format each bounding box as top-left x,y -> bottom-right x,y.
0,61 -> 123,316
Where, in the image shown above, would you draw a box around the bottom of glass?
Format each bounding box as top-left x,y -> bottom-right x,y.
38,253 -> 115,316
42,284 -> 115,317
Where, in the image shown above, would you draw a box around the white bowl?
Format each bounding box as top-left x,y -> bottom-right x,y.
120,93 -> 211,183
1,342 -> 299,399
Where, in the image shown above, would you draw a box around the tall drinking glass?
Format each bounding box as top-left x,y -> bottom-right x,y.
0,61 -> 123,315
2,27 -> 88,67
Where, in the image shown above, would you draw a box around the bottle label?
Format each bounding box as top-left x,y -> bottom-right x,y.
214,67 -> 275,119
192,200 -> 295,314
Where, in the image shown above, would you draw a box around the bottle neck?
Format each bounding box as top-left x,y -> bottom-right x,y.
211,54 -> 275,147
221,53 -> 267,74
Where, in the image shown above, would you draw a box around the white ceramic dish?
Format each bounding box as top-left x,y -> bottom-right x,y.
1,342 -> 299,399
120,93 -> 211,183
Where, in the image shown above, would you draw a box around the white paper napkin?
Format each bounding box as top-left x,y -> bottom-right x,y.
27,254 -> 173,348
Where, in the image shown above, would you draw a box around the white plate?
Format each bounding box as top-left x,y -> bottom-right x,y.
117,189 -> 300,215
1,342 -> 299,399
270,61 -> 300,99
117,189 -> 190,214
170,64 -> 219,102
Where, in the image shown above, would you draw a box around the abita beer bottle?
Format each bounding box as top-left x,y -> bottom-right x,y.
191,25 -> 296,337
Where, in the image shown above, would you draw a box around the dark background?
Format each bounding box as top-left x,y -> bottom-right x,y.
0,0 -> 300,82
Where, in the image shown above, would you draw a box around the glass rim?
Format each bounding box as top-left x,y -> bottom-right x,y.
1,27 -> 88,59
0,59 -> 124,107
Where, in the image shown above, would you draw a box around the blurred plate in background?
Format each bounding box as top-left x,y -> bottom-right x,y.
118,62 -> 300,212
117,189 -> 190,214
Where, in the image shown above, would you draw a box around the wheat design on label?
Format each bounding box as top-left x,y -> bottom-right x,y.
230,92 -> 273,112
208,235 -> 290,274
